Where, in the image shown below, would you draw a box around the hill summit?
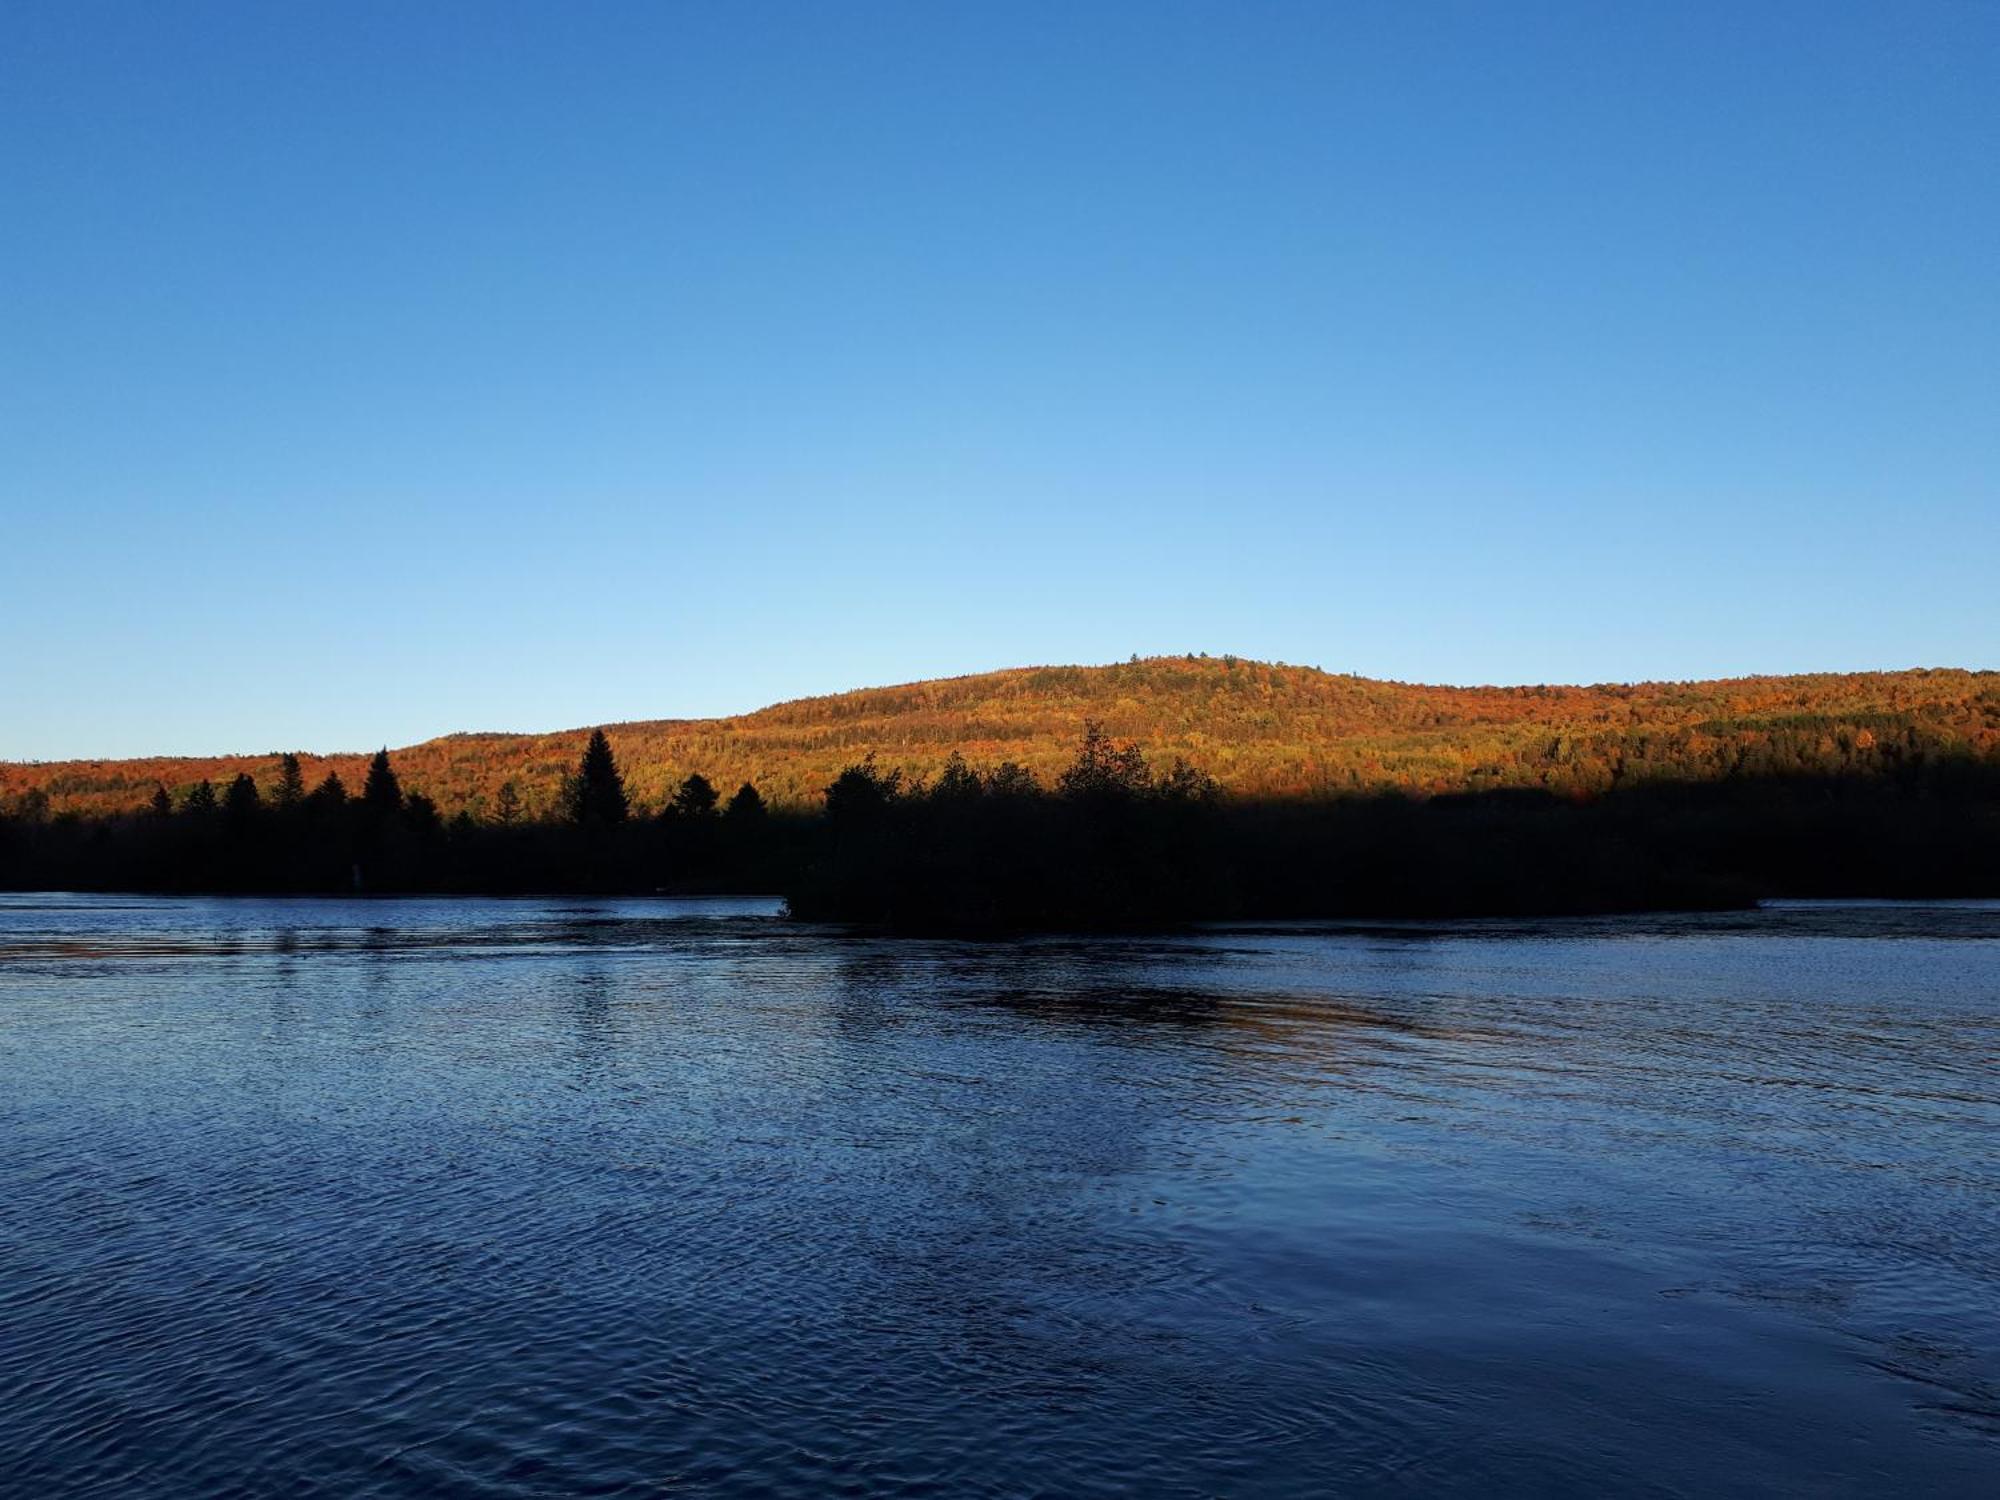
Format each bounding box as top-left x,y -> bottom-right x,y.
5,656 -> 1995,820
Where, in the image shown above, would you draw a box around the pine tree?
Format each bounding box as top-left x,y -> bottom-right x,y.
569,730 -> 629,826
671,772 -> 718,821
224,772 -> 262,822
149,784 -> 173,818
403,791 -> 442,837
273,754 -> 305,809
362,749 -> 402,814
183,780 -> 218,816
723,782 -> 767,824
309,772 -> 348,810
1058,722 -> 1151,801
824,758 -> 899,826
495,780 -> 522,825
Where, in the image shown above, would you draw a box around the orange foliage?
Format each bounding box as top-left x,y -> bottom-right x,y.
4,657 -> 1996,819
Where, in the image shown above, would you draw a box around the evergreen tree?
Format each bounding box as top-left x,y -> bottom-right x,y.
494,780 -> 522,825
720,781 -> 770,883
224,772 -> 262,822
824,758 -> 899,826
273,754 -> 305,809
671,772 -> 719,821
723,782 -> 767,824
569,730 -> 629,825
1058,722 -> 1151,801
403,792 -> 442,837
183,780 -> 218,816
308,772 -> 348,810
362,749 -> 402,814
149,784 -> 173,819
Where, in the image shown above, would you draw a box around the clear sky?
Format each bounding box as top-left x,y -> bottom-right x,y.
2,1 -> 1994,759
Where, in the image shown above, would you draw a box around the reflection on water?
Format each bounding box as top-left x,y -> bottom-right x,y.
0,894 -> 1995,1498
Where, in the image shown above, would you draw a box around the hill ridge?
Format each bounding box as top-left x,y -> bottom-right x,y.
5,656 -> 1996,820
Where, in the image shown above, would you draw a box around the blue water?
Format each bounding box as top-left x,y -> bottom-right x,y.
1,895 -> 1995,1497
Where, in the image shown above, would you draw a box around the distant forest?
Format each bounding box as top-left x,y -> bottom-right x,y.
5,657 -> 1997,819
4,673 -> 1998,926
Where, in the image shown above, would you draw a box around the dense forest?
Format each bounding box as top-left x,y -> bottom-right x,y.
3,690 -> 1997,926
4,657 -> 1997,820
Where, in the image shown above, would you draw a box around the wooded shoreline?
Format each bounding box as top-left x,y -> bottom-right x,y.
5,724 -> 1994,932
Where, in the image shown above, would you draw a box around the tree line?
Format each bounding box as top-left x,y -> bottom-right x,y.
0,732 -> 784,896
6,659 -> 1994,820
2,722 -> 1997,927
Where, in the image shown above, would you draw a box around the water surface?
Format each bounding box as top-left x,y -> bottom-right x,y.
1,895 -> 1995,1497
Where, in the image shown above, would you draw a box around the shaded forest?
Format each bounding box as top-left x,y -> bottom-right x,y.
5,657 -> 1997,819
3,708 -> 1996,928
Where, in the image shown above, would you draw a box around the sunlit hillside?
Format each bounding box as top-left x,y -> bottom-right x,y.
5,657 -> 1996,819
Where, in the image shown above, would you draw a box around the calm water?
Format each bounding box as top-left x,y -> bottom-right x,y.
1,896 -> 1995,1498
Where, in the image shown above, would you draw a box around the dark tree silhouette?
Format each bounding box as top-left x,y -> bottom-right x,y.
404,792 -> 442,837
1156,757 -> 1220,803
1058,722 -> 1152,801
7,693 -> 1998,921
224,772 -> 262,823
986,761 -> 1040,799
273,754 -> 305,809
362,749 -> 403,814
569,730 -> 629,826
824,758 -> 900,826
930,751 -> 981,803
670,772 -> 719,822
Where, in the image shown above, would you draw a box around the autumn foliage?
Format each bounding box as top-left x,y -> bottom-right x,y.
4,657 -> 1996,822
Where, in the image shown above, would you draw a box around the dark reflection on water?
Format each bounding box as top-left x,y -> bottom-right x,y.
0,896 -> 1995,1498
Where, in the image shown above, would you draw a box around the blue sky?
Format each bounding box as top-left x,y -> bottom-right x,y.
2,1 -> 1994,758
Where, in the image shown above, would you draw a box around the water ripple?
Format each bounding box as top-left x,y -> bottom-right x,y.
0,895 -> 1995,1496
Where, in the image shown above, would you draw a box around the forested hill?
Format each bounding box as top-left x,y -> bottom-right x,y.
6,657 -> 1997,820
